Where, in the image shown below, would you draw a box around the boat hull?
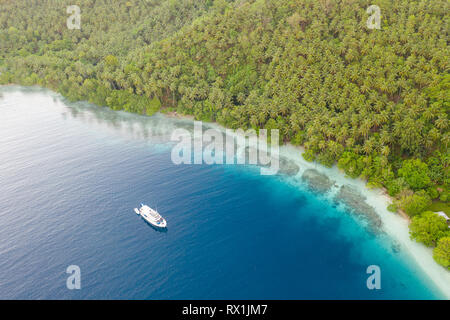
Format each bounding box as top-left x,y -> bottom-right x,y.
135,204 -> 167,228
140,212 -> 167,228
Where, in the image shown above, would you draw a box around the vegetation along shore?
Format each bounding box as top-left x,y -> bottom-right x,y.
0,0 -> 448,269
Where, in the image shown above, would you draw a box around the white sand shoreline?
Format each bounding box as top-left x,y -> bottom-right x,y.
195,118 -> 450,299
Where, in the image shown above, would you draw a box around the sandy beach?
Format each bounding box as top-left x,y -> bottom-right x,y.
197,119 -> 450,299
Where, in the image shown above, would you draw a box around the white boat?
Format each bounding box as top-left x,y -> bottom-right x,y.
134,203 -> 167,228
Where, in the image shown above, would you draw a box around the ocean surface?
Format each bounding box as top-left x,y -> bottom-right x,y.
0,86 -> 444,299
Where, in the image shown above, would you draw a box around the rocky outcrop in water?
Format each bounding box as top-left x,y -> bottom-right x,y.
301,169 -> 336,193
278,157 -> 300,176
334,185 -> 383,233
243,147 -> 300,176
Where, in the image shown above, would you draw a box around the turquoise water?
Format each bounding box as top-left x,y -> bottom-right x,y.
0,86 -> 443,299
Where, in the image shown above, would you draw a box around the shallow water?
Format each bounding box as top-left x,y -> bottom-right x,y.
0,86 -> 444,299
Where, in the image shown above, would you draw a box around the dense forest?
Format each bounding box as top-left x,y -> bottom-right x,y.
0,0 -> 449,267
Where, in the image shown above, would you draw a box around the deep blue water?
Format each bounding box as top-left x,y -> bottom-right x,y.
0,87 -> 444,299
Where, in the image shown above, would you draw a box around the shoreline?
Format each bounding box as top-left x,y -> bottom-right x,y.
2,84 -> 449,298
166,110 -> 410,221
162,111 -> 450,299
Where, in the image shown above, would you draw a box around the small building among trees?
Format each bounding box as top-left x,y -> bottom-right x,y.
436,212 -> 450,228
